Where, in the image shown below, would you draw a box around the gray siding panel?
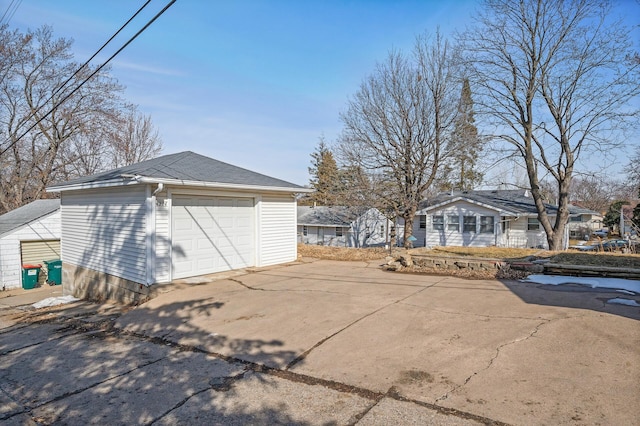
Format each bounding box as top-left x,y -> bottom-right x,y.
259,197 -> 296,266
61,187 -> 147,284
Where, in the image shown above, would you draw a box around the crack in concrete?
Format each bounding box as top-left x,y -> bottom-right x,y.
384,386 -> 510,426
8,298 -> 508,426
228,277 -> 359,297
407,305 -> 554,322
148,370 -> 250,425
285,279 -> 448,370
435,319 -> 551,403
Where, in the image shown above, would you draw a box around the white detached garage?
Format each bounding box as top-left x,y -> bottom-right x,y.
0,199 -> 61,289
47,151 -> 309,303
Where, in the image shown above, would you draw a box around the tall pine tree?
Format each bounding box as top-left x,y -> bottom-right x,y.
308,138 -> 340,206
441,78 -> 483,191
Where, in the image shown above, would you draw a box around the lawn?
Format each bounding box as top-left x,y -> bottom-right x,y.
299,244 -> 640,270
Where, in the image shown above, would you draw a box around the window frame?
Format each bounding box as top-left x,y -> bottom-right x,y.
447,215 -> 460,232
463,216 -> 477,233
432,215 -> 444,231
527,217 -> 540,231
479,216 -> 494,234
419,215 -> 427,229
336,227 -> 343,237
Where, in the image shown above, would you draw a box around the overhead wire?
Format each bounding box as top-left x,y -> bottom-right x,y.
0,0 -> 176,157
0,0 -> 21,26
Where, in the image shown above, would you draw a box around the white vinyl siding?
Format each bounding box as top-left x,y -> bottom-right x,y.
0,210 -> 61,289
260,196 -> 296,266
61,187 -> 147,284
419,201 -> 499,247
155,195 -> 171,283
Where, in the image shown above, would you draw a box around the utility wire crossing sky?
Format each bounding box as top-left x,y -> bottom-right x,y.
8,0 -> 640,186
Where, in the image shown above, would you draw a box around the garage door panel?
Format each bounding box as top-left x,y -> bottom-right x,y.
172,196 -> 254,279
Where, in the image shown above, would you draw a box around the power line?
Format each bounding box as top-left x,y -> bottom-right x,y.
0,0 -> 176,157
0,0 -> 21,26
0,0 -> 153,154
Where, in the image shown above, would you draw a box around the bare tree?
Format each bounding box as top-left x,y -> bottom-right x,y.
0,25 -> 163,214
339,32 -> 459,247
460,0 -> 640,250
107,104 -> 162,168
0,27 -> 122,212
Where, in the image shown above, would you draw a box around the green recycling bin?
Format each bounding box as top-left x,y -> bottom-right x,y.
22,264 -> 42,289
44,259 -> 62,285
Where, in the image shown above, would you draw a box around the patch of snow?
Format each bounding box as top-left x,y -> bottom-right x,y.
606,298 -> 640,307
522,275 -> 640,294
617,289 -> 636,295
32,295 -> 80,309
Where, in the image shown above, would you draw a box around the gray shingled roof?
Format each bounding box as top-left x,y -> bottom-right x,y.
49,151 -> 305,190
419,190 -> 599,216
297,206 -> 361,226
0,199 -> 60,237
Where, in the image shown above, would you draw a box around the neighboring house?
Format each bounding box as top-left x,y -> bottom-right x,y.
0,199 -> 61,289
47,151 -> 309,303
408,190 -> 600,249
566,205 -> 604,239
297,206 -> 392,247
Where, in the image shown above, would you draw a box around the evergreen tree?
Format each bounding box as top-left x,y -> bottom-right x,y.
603,200 -> 628,233
441,78 -> 483,191
308,138 -> 339,205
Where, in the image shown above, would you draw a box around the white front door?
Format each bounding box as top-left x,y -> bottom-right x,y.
172,195 -> 254,279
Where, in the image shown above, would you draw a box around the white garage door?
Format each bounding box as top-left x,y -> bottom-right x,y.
172,195 -> 254,279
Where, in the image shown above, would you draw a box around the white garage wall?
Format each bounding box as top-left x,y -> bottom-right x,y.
61,186 -> 147,284
0,211 -> 60,289
258,196 -> 297,266
154,194 -> 171,283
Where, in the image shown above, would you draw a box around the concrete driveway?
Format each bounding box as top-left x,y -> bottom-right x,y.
2,258 -> 639,425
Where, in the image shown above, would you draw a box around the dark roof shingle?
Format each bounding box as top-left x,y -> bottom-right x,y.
50,151 -> 304,190
0,199 -> 60,236
420,190 -> 599,216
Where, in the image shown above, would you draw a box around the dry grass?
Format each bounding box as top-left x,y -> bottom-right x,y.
409,246 -> 549,260
299,243 -> 640,270
551,252 -> 640,269
298,244 -> 388,261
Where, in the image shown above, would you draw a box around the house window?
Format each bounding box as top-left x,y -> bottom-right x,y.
479,216 -> 494,233
463,216 -> 476,233
419,215 -> 426,229
303,225 -> 308,236
336,227 -> 343,237
365,227 -> 371,238
570,215 -> 582,222
447,215 -> 459,231
432,215 -> 444,231
527,218 -> 540,231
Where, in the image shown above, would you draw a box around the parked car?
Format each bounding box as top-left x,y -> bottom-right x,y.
574,239 -> 629,252
592,229 -> 608,238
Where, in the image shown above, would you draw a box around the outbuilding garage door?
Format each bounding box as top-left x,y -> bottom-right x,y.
171,195 -> 254,279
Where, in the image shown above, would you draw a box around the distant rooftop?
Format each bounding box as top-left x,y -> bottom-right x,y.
0,199 -> 60,237
420,190 -> 599,216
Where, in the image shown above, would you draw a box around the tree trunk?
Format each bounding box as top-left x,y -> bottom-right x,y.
402,207 -> 417,248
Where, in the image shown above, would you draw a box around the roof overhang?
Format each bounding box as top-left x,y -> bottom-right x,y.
418,196 -> 521,216
47,175 -> 313,194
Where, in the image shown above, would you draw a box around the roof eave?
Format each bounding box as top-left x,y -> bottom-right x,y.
48,176 -> 313,194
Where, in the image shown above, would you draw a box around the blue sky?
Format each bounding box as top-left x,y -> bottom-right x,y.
8,0 -> 639,186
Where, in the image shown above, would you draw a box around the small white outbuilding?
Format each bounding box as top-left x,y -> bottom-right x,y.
0,199 -> 61,290
47,151 -> 309,303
